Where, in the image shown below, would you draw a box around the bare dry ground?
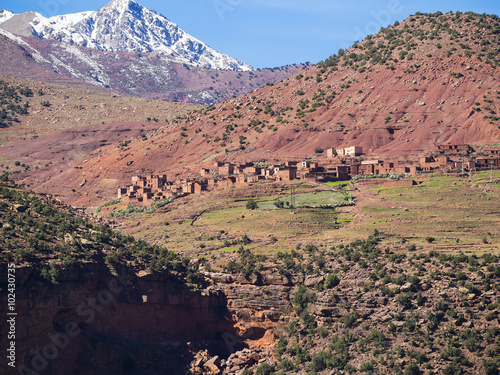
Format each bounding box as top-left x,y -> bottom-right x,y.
0,74 -> 199,145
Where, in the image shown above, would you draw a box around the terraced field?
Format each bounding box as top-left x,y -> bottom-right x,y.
105,172 -> 499,257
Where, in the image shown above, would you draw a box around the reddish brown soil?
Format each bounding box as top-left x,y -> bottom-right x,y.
6,13 -> 500,207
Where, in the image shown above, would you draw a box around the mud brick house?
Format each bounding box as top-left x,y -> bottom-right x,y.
222,177 -> 237,188
419,156 -> 451,171
395,165 -> 418,175
311,165 -> 350,181
207,178 -> 216,189
194,181 -> 206,194
235,174 -> 263,185
353,160 -> 379,175
285,161 -> 299,168
296,161 -> 319,179
200,168 -> 211,177
131,175 -> 168,189
274,167 -> 297,181
474,156 -> 500,170
376,162 -> 397,175
451,158 -> 479,172
437,144 -> 474,155
350,160 -> 385,176
182,182 -> 195,194
326,148 -> 337,158
215,162 -> 234,176
246,175 -> 262,183
335,146 -> 363,157
349,159 -> 416,176
117,187 -> 128,199
299,161 -> 319,171
242,165 -> 262,176
482,147 -> 500,156
336,165 -> 351,180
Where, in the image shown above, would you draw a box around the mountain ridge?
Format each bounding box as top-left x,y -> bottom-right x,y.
9,11 -> 500,205
0,0 -> 252,71
3,11 -> 500,207
0,0 -> 310,105
0,30 -> 309,105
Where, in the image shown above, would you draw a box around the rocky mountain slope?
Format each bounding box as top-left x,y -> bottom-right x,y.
0,74 -> 199,145
0,182 -> 230,375
0,29 -> 308,105
0,0 -> 251,71
0,0 -> 309,104
0,182 -> 498,374
12,11 -> 499,206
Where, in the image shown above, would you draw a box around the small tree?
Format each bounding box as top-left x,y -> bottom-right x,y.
255,362 -> 275,375
324,273 -> 340,288
246,199 -> 258,210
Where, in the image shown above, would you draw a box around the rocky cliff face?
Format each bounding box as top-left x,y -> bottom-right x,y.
2,241 -> 500,375
0,262 -> 296,375
0,263 -> 229,375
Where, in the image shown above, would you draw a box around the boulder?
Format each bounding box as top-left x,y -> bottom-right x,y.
204,356 -> 220,374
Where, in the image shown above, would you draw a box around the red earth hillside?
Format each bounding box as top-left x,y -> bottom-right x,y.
10,11 -> 500,206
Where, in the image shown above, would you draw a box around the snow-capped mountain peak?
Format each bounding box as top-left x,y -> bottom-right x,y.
0,9 -> 14,24
0,0 -> 252,71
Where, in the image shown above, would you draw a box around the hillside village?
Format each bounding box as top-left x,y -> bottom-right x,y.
118,143 -> 500,205
2,7 -> 500,375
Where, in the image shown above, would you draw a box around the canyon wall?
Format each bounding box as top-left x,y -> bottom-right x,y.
0,264 -> 293,375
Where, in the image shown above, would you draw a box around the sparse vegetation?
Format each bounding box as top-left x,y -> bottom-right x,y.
0,183 -> 203,285
2,10 -> 500,375
0,80 -> 31,127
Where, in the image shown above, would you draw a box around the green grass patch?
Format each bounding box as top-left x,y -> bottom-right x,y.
216,246 -> 240,252
110,198 -> 173,218
257,191 -> 349,209
338,217 -> 355,222
325,181 -> 349,188
354,175 -> 500,249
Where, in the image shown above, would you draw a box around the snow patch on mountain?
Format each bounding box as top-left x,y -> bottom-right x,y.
0,27 -> 51,66
1,0 -> 251,71
0,9 -> 14,24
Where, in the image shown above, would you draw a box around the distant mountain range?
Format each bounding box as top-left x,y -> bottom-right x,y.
0,0 -> 308,104
0,0 -> 251,71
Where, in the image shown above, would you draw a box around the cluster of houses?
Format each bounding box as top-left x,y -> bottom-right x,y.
117,160 -> 327,206
419,144 -> 500,172
118,144 -> 500,206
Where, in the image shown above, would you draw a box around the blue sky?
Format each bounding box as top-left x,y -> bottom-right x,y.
1,0 -> 499,68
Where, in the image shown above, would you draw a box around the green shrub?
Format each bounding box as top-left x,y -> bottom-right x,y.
255,362 -> 275,375
324,273 -> 340,288
340,312 -> 357,327
246,199 -> 258,210
404,362 -> 422,375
